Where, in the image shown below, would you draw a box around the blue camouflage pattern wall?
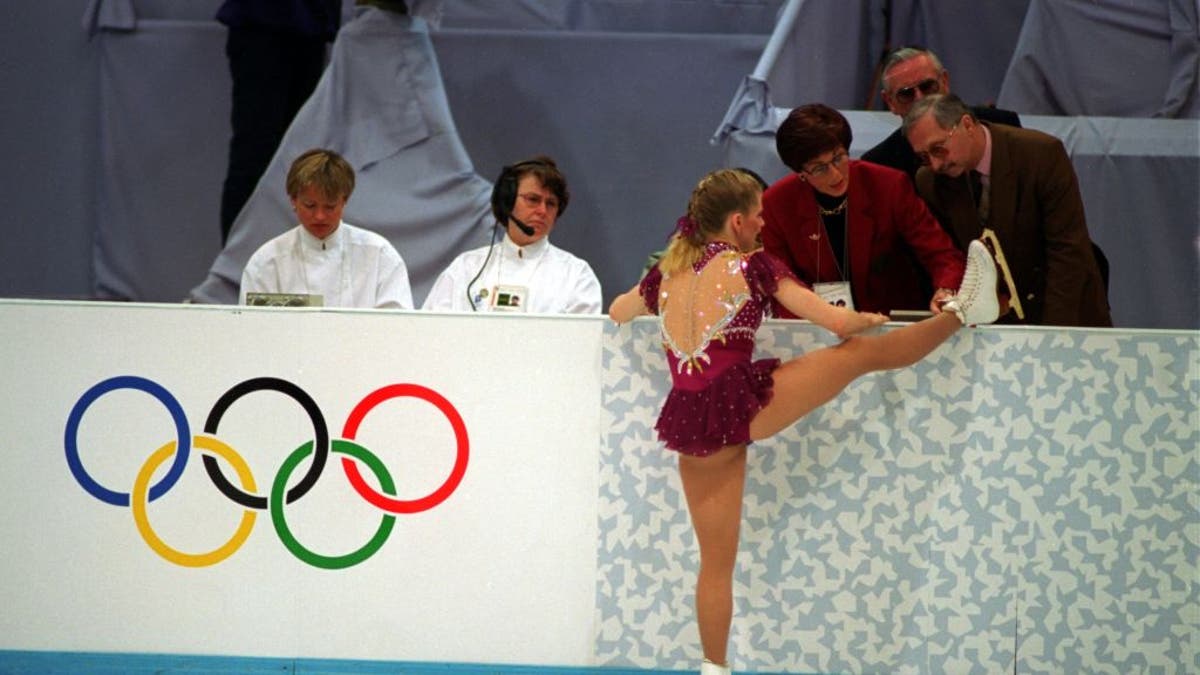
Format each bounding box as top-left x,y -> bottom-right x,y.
596,320 -> 1198,674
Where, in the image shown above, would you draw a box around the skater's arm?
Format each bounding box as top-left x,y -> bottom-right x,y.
609,284 -> 649,324
773,278 -> 886,339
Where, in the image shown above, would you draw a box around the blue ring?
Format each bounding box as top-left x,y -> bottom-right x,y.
64,376 -> 190,506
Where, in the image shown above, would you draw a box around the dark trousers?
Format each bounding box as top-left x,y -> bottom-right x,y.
220,26 -> 326,243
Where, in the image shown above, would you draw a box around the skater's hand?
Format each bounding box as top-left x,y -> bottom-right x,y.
930,288 -> 955,313
835,310 -> 887,338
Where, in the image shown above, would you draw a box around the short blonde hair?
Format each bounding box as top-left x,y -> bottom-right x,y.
286,149 -> 355,201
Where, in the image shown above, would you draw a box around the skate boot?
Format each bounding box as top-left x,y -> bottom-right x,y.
941,239 -> 1000,325
700,659 -> 732,675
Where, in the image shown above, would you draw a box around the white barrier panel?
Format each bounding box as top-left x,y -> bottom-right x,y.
3,300 -> 1196,674
0,300 -> 602,666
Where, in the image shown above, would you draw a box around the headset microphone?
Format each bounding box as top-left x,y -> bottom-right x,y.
506,213 -> 536,237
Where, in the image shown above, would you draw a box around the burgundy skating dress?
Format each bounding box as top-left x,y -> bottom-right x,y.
638,240 -> 798,456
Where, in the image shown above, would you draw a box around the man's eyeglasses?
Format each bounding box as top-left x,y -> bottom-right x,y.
518,192 -> 559,212
893,77 -> 941,104
915,123 -> 959,166
802,151 -> 849,178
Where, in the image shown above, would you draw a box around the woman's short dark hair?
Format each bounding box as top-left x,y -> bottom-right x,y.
774,104 -> 853,173
513,155 -> 570,216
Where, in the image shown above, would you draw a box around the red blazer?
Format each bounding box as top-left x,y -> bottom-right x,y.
762,160 -> 964,315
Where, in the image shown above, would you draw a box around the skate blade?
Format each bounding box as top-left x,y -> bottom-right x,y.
980,228 -> 1024,320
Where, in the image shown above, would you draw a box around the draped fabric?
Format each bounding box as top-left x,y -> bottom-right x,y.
188,7 -> 493,305
13,0 -> 1194,326
998,0 -> 1200,118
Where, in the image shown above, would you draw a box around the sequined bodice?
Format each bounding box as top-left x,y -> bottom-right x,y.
645,241 -> 779,389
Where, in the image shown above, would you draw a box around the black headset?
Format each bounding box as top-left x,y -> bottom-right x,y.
490,158 -> 568,225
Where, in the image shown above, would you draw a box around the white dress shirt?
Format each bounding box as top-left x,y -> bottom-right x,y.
240,222 -> 414,309
422,233 -> 602,314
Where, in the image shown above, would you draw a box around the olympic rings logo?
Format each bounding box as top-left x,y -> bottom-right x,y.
64,376 -> 469,569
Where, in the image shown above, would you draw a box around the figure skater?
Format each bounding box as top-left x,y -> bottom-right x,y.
608,169 -> 1000,675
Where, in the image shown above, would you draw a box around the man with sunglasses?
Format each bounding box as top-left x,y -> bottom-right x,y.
862,47 -> 1021,181
903,94 -> 1111,327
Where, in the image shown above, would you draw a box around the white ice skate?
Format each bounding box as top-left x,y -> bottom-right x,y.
700,659 -> 732,675
942,239 -> 1001,325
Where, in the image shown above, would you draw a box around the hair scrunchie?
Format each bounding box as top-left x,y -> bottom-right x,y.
675,215 -> 698,240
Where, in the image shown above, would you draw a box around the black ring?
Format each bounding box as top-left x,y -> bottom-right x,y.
202,377 -> 329,509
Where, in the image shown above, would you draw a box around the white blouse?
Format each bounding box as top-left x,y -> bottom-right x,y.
240,222 -> 413,309
422,234 -> 601,314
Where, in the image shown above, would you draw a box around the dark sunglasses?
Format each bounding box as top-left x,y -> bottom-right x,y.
893,78 -> 941,104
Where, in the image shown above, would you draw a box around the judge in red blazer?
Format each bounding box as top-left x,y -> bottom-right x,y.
762,104 -> 965,317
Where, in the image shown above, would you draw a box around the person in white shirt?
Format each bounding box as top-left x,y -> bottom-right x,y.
240,148 -> 414,308
421,156 -> 602,314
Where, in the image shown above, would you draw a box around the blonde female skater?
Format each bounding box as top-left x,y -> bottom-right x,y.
609,169 -> 1000,675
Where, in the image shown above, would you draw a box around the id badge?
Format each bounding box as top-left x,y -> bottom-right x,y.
489,284 -> 529,312
813,281 -> 855,311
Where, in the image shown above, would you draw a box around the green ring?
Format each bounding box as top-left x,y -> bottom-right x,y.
271,439 -> 396,569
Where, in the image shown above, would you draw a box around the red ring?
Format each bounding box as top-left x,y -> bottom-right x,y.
341,384 -> 469,514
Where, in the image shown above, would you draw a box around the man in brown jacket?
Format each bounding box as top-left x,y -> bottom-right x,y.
903,94 -> 1112,327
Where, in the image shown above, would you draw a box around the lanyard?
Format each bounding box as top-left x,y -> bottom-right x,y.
814,209 -> 849,282
470,239 -> 551,311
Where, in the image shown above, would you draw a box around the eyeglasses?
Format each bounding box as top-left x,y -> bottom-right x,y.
517,192 -> 559,212
893,77 -> 941,104
915,124 -> 959,166
802,151 -> 849,178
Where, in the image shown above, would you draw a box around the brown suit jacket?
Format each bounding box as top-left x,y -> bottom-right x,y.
914,123 -> 1112,327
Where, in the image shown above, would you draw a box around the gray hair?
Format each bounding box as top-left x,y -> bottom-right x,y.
901,93 -> 975,136
881,47 -> 945,93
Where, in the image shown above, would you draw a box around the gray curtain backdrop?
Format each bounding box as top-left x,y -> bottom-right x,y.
2,0 -> 1197,327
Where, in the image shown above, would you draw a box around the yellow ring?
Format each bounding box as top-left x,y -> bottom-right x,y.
132,436 -> 257,567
